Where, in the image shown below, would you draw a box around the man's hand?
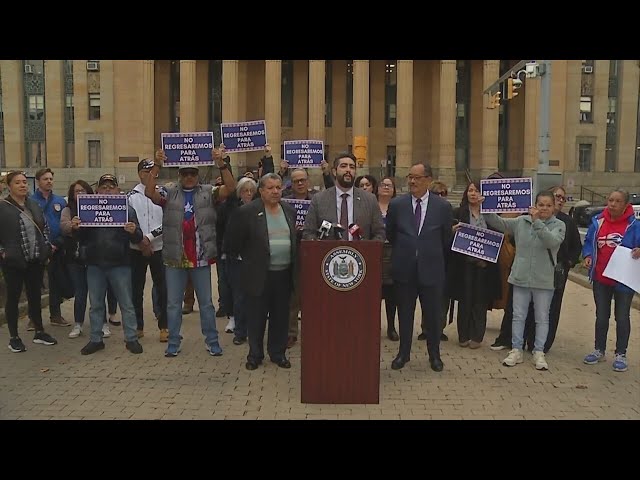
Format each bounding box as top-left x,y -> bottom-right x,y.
584,256 -> 592,268
154,149 -> 166,167
213,145 -> 226,168
265,143 -> 272,154
631,247 -> 640,259
124,222 -> 137,234
452,223 -> 461,233
71,216 -> 81,230
320,160 -> 331,175
140,237 -> 153,257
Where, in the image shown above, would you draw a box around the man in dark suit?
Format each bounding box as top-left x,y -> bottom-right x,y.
385,163 -> 453,372
302,152 -> 385,241
224,173 -> 298,371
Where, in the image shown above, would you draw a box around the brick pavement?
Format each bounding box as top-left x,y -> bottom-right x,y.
1,273 -> 638,420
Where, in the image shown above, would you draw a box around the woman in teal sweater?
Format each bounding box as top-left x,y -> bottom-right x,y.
483,191 -> 566,371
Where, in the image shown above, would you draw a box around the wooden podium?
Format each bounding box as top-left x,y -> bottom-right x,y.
300,240 -> 382,404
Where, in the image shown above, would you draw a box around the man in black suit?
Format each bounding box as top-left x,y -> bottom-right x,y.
224,173 -> 298,371
385,163 -> 453,372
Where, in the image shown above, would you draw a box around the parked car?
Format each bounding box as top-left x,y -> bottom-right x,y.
570,193 -> 640,227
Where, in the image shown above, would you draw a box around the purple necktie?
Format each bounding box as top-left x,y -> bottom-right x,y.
415,198 -> 422,233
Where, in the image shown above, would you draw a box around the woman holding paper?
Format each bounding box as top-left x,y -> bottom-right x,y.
482,191 -> 566,371
449,181 -> 501,349
582,189 -> 640,373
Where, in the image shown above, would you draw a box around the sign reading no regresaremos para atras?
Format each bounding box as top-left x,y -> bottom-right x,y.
322,246 -> 366,291
77,194 -> 128,227
220,120 -> 267,153
283,140 -> 324,168
161,132 -> 215,167
451,223 -> 505,263
480,177 -> 533,213
281,198 -> 311,229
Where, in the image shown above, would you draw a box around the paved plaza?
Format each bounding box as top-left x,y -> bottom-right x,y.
1,272 -> 638,420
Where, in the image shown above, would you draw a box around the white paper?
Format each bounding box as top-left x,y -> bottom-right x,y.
602,246 -> 640,293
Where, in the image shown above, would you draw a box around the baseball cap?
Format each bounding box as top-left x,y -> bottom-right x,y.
137,158 -> 155,171
178,165 -> 199,174
98,173 -> 118,186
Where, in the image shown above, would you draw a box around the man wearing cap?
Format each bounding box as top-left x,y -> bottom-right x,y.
70,174 -> 145,355
127,159 -> 168,342
144,147 -> 236,358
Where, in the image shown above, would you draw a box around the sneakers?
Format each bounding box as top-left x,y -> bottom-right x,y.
533,351 -> 549,370
50,316 -> 71,327
69,324 -> 83,338
136,329 -> 144,338
469,340 -> 482,349
8,337 -> 27,353
207,343 -> 223,356
490,340 -> 510,351
584,350 -> 606,365
33,331 -> 58,346
612,354 -> 628,372
225,317 -> 235,333
81,341 -> 105,355
102,324 -> 111,338
125,340 -> 143,354
502,349 -> 524,367
165,345 -> 181,357
159,329 -> 169,343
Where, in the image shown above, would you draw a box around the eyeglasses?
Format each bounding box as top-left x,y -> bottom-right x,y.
406,175 -> 429,181
292,178 -> 307,184
380,183 -> 393,188
554,194 -> 566,201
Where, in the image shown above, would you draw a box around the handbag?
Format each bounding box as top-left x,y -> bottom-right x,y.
547,249 -> 565,290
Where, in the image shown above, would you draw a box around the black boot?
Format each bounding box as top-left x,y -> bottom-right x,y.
387,324 -> 399,341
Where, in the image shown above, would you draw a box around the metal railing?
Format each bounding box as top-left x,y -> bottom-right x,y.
579,185 -> 607,205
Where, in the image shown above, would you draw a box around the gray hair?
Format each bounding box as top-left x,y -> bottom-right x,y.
258,173 -> 282,189
610,188 -> 630,204
236,176 -> 257,197
290,168 -> 308,179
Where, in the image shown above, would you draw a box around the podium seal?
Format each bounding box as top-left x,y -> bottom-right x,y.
322,246 -> 366,291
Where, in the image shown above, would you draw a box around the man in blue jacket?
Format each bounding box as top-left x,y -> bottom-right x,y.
32,168 -> 70,327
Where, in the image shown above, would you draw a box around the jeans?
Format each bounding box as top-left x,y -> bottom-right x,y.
511,285 -> 553,352
165,265 -> 220,352
227,257 -> 247,339
86,265 -> 138,343
592,280 -> 633,355
216,257 -> 233,315
2,263 -> 45,337
67,263 -> 88,325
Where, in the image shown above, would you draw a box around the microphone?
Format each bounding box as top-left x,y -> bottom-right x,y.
348,223 -> 362,240
333,223 -> 345,240
317,220 -> 332,240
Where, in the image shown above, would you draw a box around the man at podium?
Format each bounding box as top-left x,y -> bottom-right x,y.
302,152 -> 385,242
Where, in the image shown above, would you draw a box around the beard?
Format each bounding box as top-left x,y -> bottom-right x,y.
336,173 -> 354,189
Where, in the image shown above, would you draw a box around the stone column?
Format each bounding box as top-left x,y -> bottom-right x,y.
142,60 -> 155,159
0,61 -> 26,167
396,60 -> 414,175
352,60 -> 369,173
179,60 -> 197,131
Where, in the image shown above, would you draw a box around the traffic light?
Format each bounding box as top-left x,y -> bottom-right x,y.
487,91 -> 501,109
506,77 -> 523,100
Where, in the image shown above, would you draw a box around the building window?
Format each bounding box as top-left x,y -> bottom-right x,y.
208,60 -> 222,145
346,61 -> 353,127
605,60 -> 619,172
325,61 -> 332,127
26,141 -> 45,167
24,60 -> 44,75
578,143 -> 592,172
455,60 -> 471,172
88,140 -> 101,168
65,142 -> 75,168
88,93 -> 100,120
28,95 -> 45,121
169,60 -> 180,132
65,94 -> 74,122
386,145 -> 396,178
385,62 -> 397,128
281,60 -> 294,128
579,96 -> 593,123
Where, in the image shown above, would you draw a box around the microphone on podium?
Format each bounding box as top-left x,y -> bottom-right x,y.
333,223 -> 346,240
317,220 -> 332,240
348,223 -> 362,240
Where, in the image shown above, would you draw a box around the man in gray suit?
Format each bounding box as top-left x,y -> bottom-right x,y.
302,152 -> 385,242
